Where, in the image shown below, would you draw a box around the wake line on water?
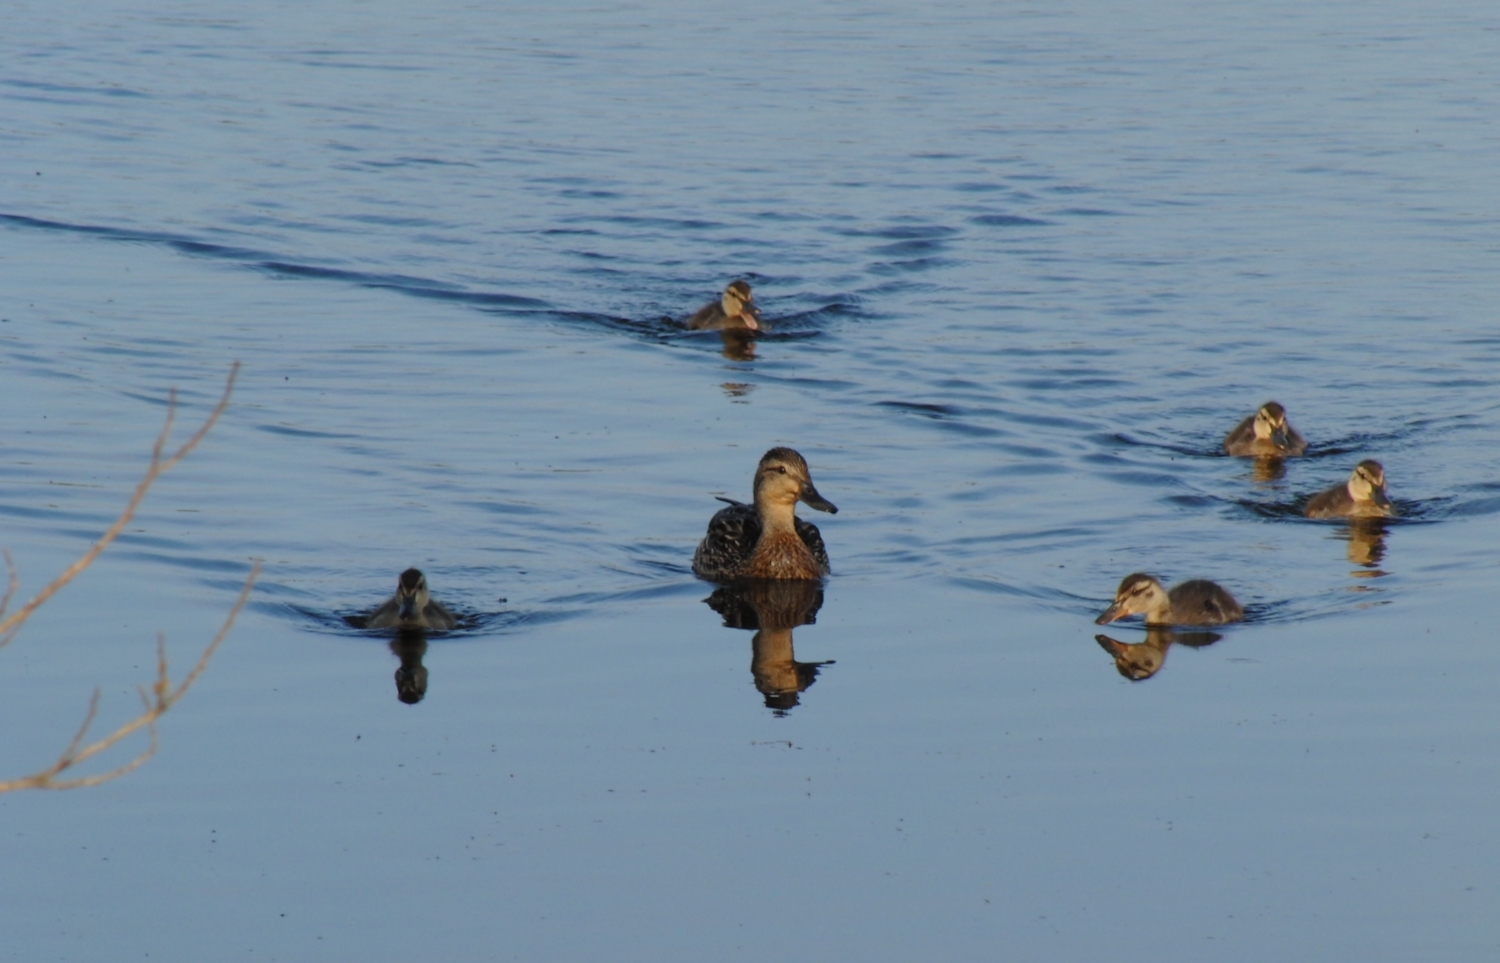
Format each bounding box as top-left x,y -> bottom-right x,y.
0,211 -> 850,342
0,211 -> 549,310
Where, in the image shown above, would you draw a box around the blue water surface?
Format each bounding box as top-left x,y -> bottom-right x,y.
2,1 -> 1498,960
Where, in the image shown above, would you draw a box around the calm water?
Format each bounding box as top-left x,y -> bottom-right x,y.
3,1 -> 1499,959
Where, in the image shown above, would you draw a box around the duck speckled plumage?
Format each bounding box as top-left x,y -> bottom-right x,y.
1223,401 -> 1308,457
687,280 -> 762,331
1095,573 -> 1244,627
1304,459 -> 1393,519
366,568 -> 457,630
692,447 -> 837,581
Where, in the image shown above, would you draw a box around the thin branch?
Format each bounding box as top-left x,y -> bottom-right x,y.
0,364 -> 253,793
0,550 -> 17,622
0,362 -> 240,649
0,562 -> 259,793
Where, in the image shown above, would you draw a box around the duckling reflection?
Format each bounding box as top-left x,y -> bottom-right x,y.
1095,628 -> 1223,682
1096,573 -> 1244,626
704,580 -> 832,716
1304,459 -> 1393,519
390,631 -> 429,704
719,329 -> 757,361
693,447 -> 837,582
1224,401 -> 1308,458
687,279 -> 762,332
366,568 -> 457,630
1248,455 -> 1288,483
1341,517 -> 1390,577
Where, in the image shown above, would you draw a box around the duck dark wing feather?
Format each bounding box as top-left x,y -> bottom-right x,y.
693,499 -> 759,579
1223,414 -> 1257,453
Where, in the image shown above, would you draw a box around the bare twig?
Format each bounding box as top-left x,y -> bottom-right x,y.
0,362 -> 239,649
0,364 -> 254,793
0,550 -> 17,622
0,565 -> 258,793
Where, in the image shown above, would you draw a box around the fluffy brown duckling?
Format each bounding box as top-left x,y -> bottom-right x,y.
366,568 -> 457,631
692,447 -> 837,581
687,280 -> 761,332
1095,573 -> 1244,627
1223,401 -> 1308,457
1303,459 -> 1393,519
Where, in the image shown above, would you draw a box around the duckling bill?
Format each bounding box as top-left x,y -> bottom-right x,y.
1224,401 -> 1307,457
692,447 -> 837,581
366,568 -> 457,630
1095,573 -> 1244,627
1304,459 -> 1393,519
687,280 -> 761,332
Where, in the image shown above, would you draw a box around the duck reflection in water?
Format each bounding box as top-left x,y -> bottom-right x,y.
1248,455 -> 1288,483
1341,517 -> 1390,578
704,580 -> 833,716
390,631 -> 430,704
1095,628 -> 1223,682
719,329 -> 757,361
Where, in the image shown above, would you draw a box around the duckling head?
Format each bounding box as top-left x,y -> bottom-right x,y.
1095,573 -> 1170,625
1254,401 -> 1292,449
395,567 -> 432,623
753,447 -> 837,515
721,280 -> 760,331
1348,459 -> 1392,510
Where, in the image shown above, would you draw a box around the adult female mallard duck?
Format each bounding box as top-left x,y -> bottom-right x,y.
1095,573 -> 1244,626
687,280 -> 761,331
366,568 -> 457,630
1223,401 -> 1308,457
692,447 -> 837,581
1304,459 -> 1393,519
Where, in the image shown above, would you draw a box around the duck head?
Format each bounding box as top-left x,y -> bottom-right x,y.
1095,572 -> 1170,625
753,447 -> 837,515
721,280 -> 760,331
394,567 -> 432,623
1254,401 -> 1292,450
1348,459 -> 1392,511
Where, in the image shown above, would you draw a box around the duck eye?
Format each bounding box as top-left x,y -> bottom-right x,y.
775,466 -> 787,474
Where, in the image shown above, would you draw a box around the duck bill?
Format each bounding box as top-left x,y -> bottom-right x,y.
398,597 -> 418,622
1372,487 -> 1393,511
740,308 -> 760,331
1095,601 -> 1124,625
800,482 -> 837,514
1270,428 -> 1290,450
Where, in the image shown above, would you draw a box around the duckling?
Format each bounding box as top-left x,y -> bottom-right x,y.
1095,573 -> 1244,626
692,447 -> 837,581
366,568 -> 457,630
1223,401 -> 1308,457
1304,459 -> 1393,519
687,280 -> 761,332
